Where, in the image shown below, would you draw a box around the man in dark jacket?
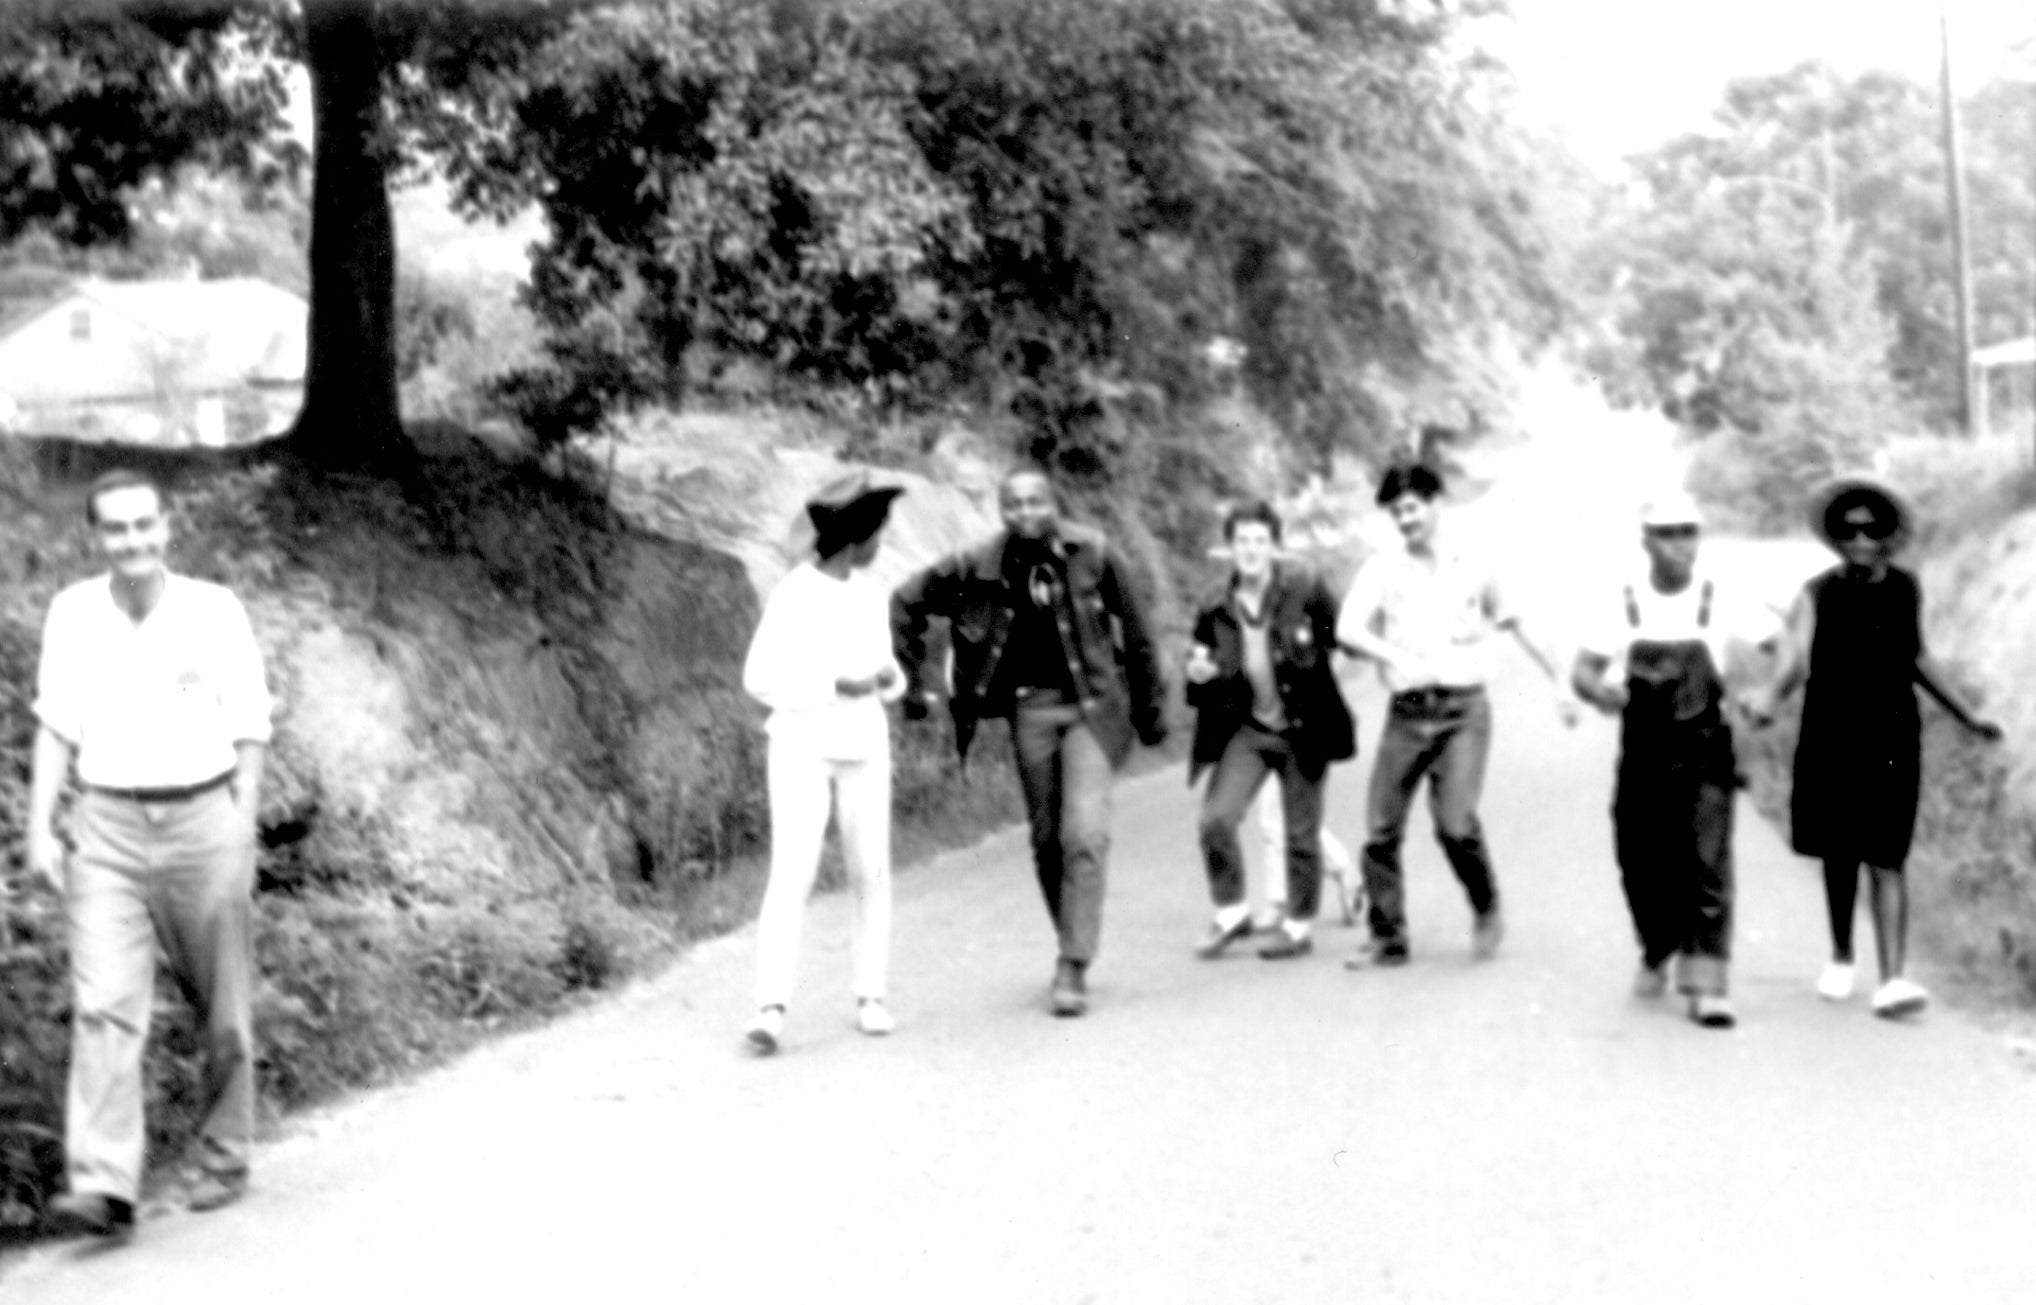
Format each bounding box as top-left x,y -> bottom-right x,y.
1184,502 -> 1355,961
893,464 -> 1169,1016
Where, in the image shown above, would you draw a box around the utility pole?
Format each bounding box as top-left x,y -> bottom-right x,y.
1939,1 -> 1977,437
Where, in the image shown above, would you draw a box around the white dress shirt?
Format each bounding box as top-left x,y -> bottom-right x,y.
742,563 -> 904,761
1336,533 -> 1511,692
35,572 -> 273,788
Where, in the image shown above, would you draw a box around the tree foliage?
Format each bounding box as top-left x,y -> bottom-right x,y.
442,0 -> 1556,478
1586,60 -> 2036,437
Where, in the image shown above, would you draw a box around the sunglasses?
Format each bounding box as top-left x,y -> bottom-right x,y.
1830,519 -> 1894,542
1643,524 -> 1699,540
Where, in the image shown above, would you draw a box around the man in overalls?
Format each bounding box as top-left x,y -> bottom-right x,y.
1572,493 -> 1775,1029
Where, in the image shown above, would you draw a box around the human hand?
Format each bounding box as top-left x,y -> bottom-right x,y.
1184,643 -> 1217,686
1734,686 -> 1777,729
1970,718 -> 2005,743
1588,682 -> 1629,715
872,666 -> 900,693
1553,691 -> 1581,729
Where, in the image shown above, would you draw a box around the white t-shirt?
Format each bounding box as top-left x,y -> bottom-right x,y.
35,572 -> 273,788
742,562 -> 904,761
1336,533 -> 1511,692
1580,569 -> 1781,683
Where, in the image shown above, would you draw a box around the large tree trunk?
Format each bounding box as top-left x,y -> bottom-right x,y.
291,0 -> 407,472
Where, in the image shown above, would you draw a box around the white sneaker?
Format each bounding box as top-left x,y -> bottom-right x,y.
1816,961 -> 1856,1002
856,1000 -> 895,1037
745,1006 -> 784,1054
1871,977 -> 1929,1019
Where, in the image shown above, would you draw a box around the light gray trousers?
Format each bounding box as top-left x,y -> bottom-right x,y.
65,785 -> 255,1202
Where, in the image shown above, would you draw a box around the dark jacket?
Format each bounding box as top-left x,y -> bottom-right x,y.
1185,561 -> 1355,784
892,521 -> 1169,767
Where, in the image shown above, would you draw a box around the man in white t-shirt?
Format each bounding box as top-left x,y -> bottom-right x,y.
27,469 -> 273,1238
1571,492 -> 1778,1029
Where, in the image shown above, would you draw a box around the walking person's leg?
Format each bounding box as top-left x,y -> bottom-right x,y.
1011,704 -> 1069,931
148,787 -> 257,1205
833,755 -> 896,1034
1055,719 -> 1115,978
1682,779 -> 1737,1027
1818,858 -> 1862,999
1867,864 -> 1928,1017
1429,694 -> 1501,955
1195,731 -> 1275,958
55,796 -> 155,1229
1261,745 -> 1325,959
1254,787 -> 1289,929
750,739 -> 833,1050
1613,770 -> 1683,994
1354,708 -> 1433,963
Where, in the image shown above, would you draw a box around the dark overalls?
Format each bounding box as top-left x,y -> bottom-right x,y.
1611,581 -> 1736,996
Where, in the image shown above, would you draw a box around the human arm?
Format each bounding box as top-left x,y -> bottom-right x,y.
1333,558 -> 1429,680
230,740 -> 267,843
1102,547 -> 1169,747
1913,656 -> 2002,740
1570,649 -> 1627,716
26,725 -> 76,890
1737,588 -> 1811,728
1502,614 -> 1581,726
890,554 -> 962,720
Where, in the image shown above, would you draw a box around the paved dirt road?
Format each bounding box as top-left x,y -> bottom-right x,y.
8,643 -> 2036,1304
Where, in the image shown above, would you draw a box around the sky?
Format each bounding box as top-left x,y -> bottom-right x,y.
1481,0 -> 2036,170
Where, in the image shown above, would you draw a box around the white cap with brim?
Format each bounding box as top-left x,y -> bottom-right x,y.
1639,490 -> 1704,529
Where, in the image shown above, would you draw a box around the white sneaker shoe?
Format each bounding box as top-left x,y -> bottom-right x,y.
745,1006 -> 784,1054
856,999 -> 895,1037
1816,961 -> 1856,1002
1871,977 -> 1929,1019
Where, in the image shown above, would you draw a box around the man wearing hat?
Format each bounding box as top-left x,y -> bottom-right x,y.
1572,490 -> 1778,1028
741,471 -> 907,1054
891,463 -> 1168,1017
1744,477 -> 2001,1019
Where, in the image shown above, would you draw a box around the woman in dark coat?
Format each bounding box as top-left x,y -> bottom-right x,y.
1754,478 -> 2001,1019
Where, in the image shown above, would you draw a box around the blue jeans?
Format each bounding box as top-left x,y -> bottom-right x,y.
1010,691 -> 1116,965
1362,686 -> 1496,947
1199,724 -> 1325,920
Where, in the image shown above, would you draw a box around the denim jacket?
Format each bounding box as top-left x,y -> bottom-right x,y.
1185,561 -> 1355,784
892,522 -> 1169,767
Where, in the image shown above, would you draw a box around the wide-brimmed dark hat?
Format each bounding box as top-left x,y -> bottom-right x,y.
1810,475 -> 1911,553
807,470 -> 904,555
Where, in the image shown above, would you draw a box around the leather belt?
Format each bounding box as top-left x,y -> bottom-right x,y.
1391,684 -> 1484,713
85,771 -> 236,803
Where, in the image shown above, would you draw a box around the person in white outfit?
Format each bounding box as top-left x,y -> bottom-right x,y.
742,472 -> 906,1054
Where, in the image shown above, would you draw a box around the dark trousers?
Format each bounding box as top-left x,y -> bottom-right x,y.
1361,687 -> 1496,947
1010,692 -> 1115,965
1613,754 -> 1735,995
1199,723 -> 1326,921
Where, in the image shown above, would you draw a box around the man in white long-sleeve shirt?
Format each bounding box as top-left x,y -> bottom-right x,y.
741,472 -> 906,1054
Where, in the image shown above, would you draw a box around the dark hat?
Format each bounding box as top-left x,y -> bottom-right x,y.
1811,475 -> 1910,553
807,470 -> 905,555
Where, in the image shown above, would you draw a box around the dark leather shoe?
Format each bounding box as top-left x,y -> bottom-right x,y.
1050,960 -> 1088,1017
1344,940 -> 1410,970
44,1191 -> 135,1239
1259,933 -> 1314,960
187,1169 -> 248,1213
1193,916 -> 1253,960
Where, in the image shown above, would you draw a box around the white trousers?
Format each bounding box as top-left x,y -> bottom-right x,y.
753,740 -> 892,1010
1253,784 -> 1355,912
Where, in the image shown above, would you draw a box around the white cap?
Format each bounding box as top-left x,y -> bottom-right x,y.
1639,490 -> 1703,528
